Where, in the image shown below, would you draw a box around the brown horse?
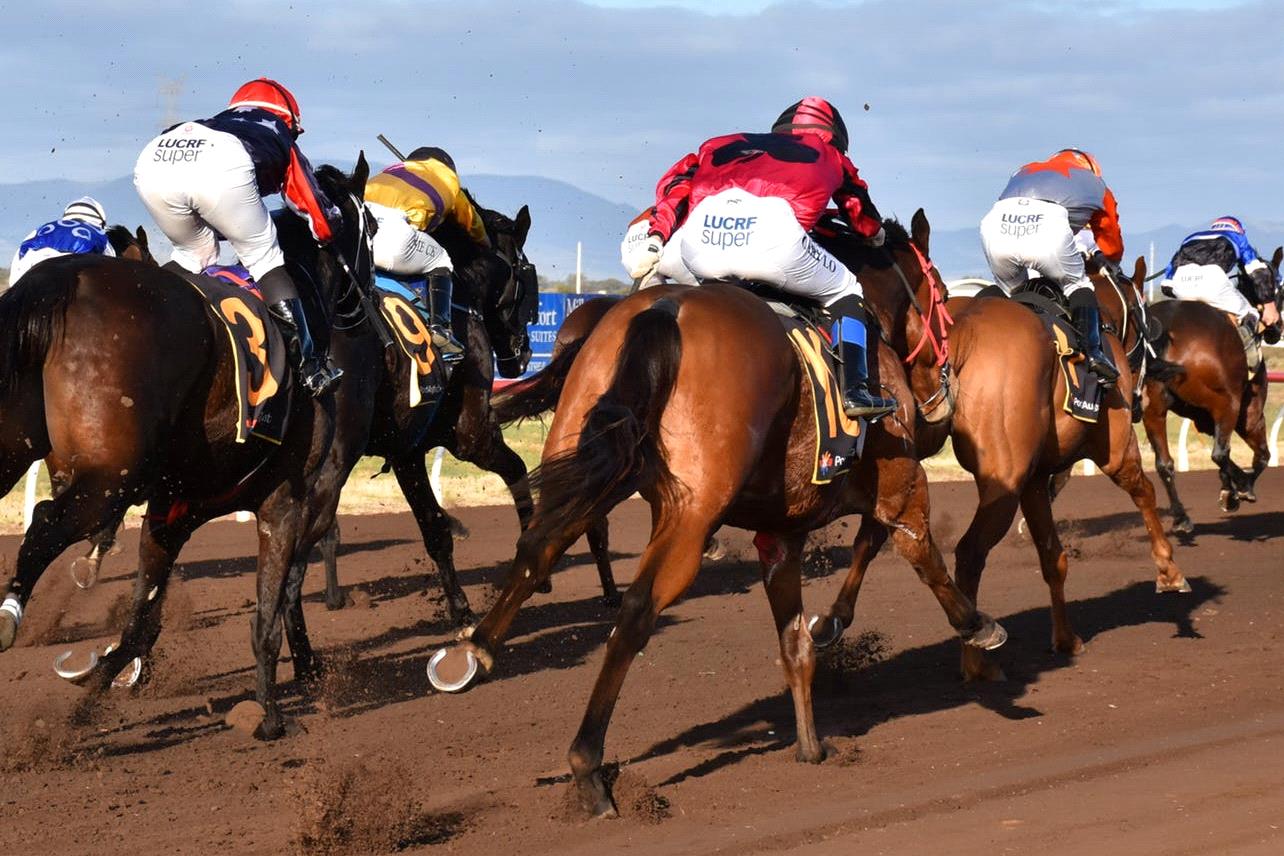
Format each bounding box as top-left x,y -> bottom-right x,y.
1142,247 -> 1282,532
429,215 -> 1005,816
811,257 -> 1189,681
0,159 -> 374,736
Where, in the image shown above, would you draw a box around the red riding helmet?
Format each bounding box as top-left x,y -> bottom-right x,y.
772,96 -> 849,154
229,78 -> 303,134
1054,148 -> 1102,177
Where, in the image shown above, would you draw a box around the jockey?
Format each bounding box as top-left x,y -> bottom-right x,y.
630,97 -> 896,419
1162,217 -> 1282,346
8,197 -> 115,286
980,149 -> 1122,383
133,78 -> 343,397
364,146 -> 489,360
619,207 -> 695,286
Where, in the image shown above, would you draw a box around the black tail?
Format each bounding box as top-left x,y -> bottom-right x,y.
491,336 -> 588,424
1148,358 -> 1186,382
526,298 -> 684,538
0,266 -> 76,399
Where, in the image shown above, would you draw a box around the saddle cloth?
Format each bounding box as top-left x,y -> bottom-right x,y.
1006,288 -> 1101,423
374,273 -> 451,409
752,288 -> 866,484
182,264 -> 290,443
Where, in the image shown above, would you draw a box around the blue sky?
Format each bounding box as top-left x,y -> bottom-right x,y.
0,0 -> 1280,233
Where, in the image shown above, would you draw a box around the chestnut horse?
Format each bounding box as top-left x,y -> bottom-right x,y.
1142,247 -> 1282,532
0,159 -> 374,736
430,215 -> 1006,816
812,257 -> 1189,681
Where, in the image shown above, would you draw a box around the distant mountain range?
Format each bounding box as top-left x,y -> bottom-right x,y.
3,172 -> 1281,282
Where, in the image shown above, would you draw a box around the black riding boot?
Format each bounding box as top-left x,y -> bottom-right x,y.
258,266 -> 342,397
1068,291 -> 1120,385
830,295 -> 897,420
426,268 -> 465,362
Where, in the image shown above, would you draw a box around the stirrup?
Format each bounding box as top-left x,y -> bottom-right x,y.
431,327 -> 466,363
301,363 -> 343,396
1085,353 -> 1119,385
843,393 -> 897,420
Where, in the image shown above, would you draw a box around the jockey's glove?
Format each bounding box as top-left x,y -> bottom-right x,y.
629,237 -> 664,281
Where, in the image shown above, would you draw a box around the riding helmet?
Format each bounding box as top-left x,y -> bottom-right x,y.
407,146 -> 457,171
772,97 -> 849,154
1209,216 -> 1245,234
229,78 -> 304,134
62,196 -> 107,229
1054,148 -> 1102,177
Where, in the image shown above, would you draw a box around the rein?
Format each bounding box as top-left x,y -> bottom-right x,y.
892,243 -> 954,419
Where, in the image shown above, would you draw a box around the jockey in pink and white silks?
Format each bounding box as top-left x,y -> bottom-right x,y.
8,197 -> 115,287
133,78 -> 343,396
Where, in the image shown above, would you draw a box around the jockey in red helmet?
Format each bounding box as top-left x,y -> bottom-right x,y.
133,77 -> 343,396
634,97 -> 894,419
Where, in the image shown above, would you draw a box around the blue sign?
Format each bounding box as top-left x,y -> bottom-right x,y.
515,292 -> 613,378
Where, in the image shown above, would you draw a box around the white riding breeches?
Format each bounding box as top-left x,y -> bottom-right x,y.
1166,263 -> 1259,326
980,198 -> 1092,296
368,202 -> 453,276
134,123 -> 284,280
673,188 -> 860,305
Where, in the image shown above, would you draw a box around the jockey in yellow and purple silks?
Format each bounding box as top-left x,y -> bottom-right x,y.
365,147 -> 490,360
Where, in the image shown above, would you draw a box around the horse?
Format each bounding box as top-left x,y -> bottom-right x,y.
275,196 -> 543,660
810,255 -> 1189,681
0,158 -> 375,738
429,212 -> 1006,816
1141,246 -> 1283,532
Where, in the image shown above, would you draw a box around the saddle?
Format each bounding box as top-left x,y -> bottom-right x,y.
735,280 -> 866,483
171,264 -> 292,443
374,272 -> 453,409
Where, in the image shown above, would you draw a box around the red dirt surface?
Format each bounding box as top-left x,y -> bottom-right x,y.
0,468 -> 1280,854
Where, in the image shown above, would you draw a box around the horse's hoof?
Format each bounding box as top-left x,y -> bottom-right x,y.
1053,635 -> 1086,656
53,649 -> 99,684
70,556 -> 100,590
795,743 -> 827,764
449,516 -> 471,541
702,536 -> 727,562
964,616 -> 1007,651
1172,517 -> 1194,536
0,614 -> 17,652
536,579 -> 553,594
102,644 -> 143,688
427,646 -> 485,693
807,614 -> 845,649
1156,577 -> 1192,594
1238,490 -> 1257,504
324,593 -> 346,612
1218,490 -> 1238,513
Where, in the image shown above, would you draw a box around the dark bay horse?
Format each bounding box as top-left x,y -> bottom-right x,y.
812,256 -> 1189,681
1142,247 -> 1283,531
430,215 -> 1005,816
0,159 -> 375,736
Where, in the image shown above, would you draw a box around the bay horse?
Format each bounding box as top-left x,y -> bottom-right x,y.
811,254 -> 1189,681
430,214 -> 1006,816
0,158 -> 375,737
1141,246 -> 1283,532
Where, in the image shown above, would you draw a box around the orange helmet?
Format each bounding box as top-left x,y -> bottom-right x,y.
1054,148 -> 1102,177
229,78 -> 303,133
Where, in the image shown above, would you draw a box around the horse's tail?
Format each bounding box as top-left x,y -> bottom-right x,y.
0,268 -> 76,399
491,336 -> 588,424
1148,358 -> 1186,382
527,298 -> 684,535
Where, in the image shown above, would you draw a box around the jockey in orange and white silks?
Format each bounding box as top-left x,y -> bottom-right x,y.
1162,217 -> 1281,331
629,97 -> 895,419
979,149 -> 1122,384
8,197 -> 115,287
363,147 -> 490,359
133,78 -> 342,396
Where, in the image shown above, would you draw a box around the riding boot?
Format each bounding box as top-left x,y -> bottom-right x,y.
426,268 -> 465,363
1068,291 -> 1120,385
268,298 -> 343,397
830,295 -> 897,420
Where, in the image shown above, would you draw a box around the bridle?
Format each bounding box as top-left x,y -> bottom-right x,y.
1096,263 -> 1150,375
892,242 -> 954,419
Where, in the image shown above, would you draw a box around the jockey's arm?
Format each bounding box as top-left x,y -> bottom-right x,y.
1088,188 -> 1124,263
648,152 -> 698,241
454,193 -> 492,249
834,158 -> 882,239
282,146 -> 339,245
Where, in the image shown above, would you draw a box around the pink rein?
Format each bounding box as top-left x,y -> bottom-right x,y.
903,243 -> 953,368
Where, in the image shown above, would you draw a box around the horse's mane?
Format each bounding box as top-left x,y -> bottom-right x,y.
812,216 -> 910,272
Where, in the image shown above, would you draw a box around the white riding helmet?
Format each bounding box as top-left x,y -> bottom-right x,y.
63,196 -> 107,229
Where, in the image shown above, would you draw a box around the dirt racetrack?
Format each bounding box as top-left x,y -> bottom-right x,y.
0,468 -> 1280,855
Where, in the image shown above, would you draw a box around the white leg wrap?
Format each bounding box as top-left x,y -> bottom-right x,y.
1,594 -> 23,628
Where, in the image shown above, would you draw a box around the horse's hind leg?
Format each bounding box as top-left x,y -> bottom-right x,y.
810,515 -> 889,648
1143,390 -> 1192,534
757,533 -> 823,763
69,520 -> 124,590
567,516 -> 713,817
1237,372 -> 1269,502
1102,436 -> 1189,593
249,497 -> 307,739
320,519 -> 344,611
1211,417 -> 1248,512
1,471 -> 137,651
953,477 -> 1022,681
392,454 -> 475,626
1019,477 -> 1081,655
586,518 -> 621,606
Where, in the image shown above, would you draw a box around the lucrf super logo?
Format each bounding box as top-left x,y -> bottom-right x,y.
701,214 -> 758,249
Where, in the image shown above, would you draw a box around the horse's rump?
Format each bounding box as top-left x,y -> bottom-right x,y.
0,257 -> 82,399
